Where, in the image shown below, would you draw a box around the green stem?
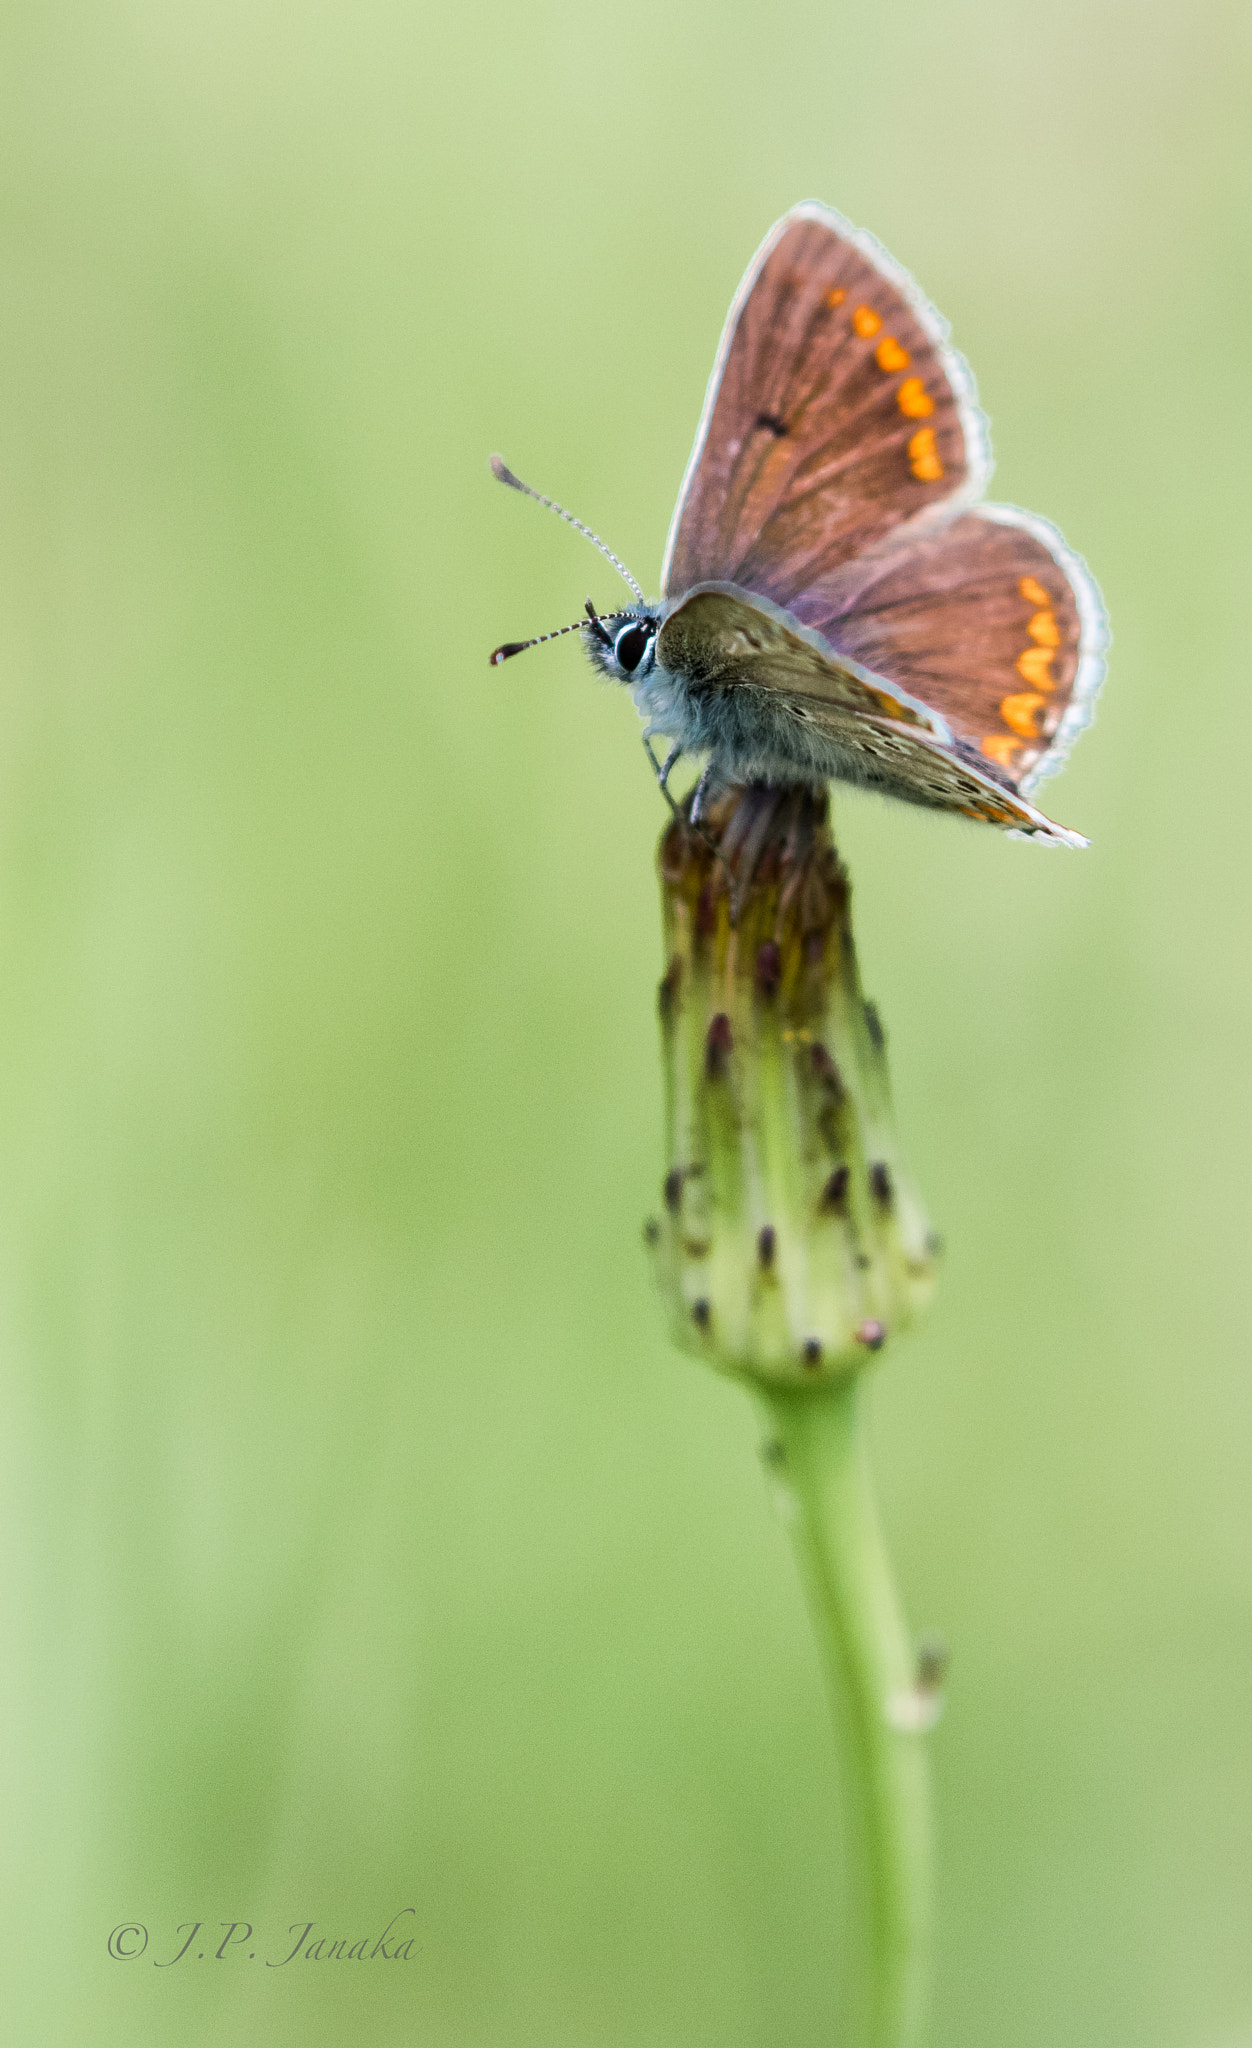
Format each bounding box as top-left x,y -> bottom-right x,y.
756,1378 -> 932,2048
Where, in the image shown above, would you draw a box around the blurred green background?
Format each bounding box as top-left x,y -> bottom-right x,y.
0,1 -> 1249,2042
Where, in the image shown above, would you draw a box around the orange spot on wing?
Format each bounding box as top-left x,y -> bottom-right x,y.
962,795 -> 1018,823
1028,608 -> 1060,648
1015,646 -> 1055,689
980,734 -> 1020,770
1019,575 -> 1051,606
907,427 -> 943,481
870,688 -> 920,723
897,377 -> 934,419
875,335 -> 910,372
999,690 -> 1047,739
825,287 -> 846,308
853,304 -> 882,338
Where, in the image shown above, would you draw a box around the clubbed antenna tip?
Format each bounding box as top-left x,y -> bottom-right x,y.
488,452 -> 646,604
488,603 -> 630,669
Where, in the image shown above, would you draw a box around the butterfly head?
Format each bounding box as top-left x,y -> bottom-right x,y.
583,605 -> 662,684
489,595 -> 663,678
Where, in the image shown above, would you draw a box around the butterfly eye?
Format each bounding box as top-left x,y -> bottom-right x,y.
613,621 -> 654,674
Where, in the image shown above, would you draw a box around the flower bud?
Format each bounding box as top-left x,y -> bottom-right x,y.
646,785 -> 938,1384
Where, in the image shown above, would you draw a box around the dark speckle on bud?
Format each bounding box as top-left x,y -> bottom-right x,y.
643,1217 -> 661,1246
801,1337 -> 823,1369
757,1225 -> 776,1270
856,1319 -> 886,1351
760,1437 -> 787,1468
870,1162 -> 893,1210
810,1043 -> 844,1096
691,1298 -> 712,1330
659,822 -> 687,886
820,1165 -> 850,1212
695,882 -> 718,938
658,957 -> 682,1021
864,1000 -> 885,1051
663,1168 -> 684,1213
755,940 -> 782,998
705,1013 -> 733,1080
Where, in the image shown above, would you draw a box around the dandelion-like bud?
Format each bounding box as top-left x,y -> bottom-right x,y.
646,784 -> 938,1384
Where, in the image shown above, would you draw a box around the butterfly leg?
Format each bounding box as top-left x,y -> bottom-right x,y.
689,760 -> 717,827
643,736 -> 684,818
646,739 -> 728,880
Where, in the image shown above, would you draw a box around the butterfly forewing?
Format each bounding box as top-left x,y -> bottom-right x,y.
662,204 -> 988,608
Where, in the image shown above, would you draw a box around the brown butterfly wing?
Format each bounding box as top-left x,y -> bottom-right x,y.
662,203 -> 990,607
789,505 -> 1108,793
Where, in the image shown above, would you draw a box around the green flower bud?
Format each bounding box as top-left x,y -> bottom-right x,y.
646,785 -> 938,1384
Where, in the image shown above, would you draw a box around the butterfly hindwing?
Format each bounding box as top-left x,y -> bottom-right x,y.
781,504 -> 1108,793
662,203 -> 989,609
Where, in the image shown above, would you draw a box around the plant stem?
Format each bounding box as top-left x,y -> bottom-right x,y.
756,1377 -> 932,2048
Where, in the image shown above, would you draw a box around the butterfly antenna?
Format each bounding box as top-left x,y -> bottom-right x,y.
489,607 -> 629,667
490,455 -> 647,604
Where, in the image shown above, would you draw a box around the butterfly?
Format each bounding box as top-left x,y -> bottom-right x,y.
490,201 -> 1107,847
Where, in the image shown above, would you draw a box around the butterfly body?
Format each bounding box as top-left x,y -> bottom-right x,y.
493,202 -> 1107,848
587,587 -> 947,791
